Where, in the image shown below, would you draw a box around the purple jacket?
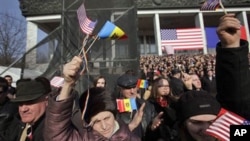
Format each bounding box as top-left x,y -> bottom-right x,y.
44,92 -> 140,141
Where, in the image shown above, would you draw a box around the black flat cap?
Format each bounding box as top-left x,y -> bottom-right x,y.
117,74 -> 137,89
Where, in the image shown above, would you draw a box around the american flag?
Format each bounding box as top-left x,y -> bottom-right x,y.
205,109 -> 249,141
50,76 -> 64,88
160,28 -> 203,50
77,3 -> 97,35
200,0 -> 220,10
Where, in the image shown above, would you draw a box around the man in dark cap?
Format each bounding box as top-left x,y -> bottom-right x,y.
0,77 -> 51,141
116,73 -> 159,140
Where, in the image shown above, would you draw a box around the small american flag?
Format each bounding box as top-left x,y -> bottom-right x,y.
206,108 -> 249,141
200,0 -> 220,11
160,28 -> 203,50
77,3 -> 97,35
50,76 -> 64,88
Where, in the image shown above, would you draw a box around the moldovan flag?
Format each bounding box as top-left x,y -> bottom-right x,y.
97,21 -> 127,39
116,99 -> 125,112
124,99 -> 132,112
205,108 -> 249,141
116,98 -> 137,113
137,79 -> 148,88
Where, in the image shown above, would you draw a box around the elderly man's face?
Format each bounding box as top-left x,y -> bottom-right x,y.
18,96 -> 47,125
91,111 -> 116,138
121,87 -> 138,98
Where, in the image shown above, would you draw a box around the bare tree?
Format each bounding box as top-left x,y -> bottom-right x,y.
0,12 -> 26,66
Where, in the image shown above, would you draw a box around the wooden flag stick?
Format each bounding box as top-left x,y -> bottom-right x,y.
86,35 -> 99,53
78,35 -> 89,56
82,47 -> 89,73
219,0 -> 227,15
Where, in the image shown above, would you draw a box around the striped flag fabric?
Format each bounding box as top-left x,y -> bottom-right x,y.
77,3 -> 97,35
97,21 -> 127,39
200,0 -> 220,11
50,76 -> 64,88
116,98 -> 137,112
160,28 -> 203,50
205,108 -> 249,141
136,79 -> 148,88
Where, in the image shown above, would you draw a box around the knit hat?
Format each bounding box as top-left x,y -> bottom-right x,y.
79,87 -> 117,123
177,90 -> 221,122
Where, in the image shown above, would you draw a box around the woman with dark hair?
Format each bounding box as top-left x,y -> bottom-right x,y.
145,77 -> 178,141
93,75 -> 106,88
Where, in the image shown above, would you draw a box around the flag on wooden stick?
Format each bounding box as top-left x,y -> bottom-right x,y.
77,3 -> 97,35
200,0 -> 220,11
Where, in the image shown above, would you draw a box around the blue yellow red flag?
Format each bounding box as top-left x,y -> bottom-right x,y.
116,99 -> 125,112
130,98 -> 137,110
137,79 -> 148,88
97,21 -> 127,39
124,99 -> 132,112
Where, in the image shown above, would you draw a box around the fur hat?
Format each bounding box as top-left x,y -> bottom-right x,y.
79,87 -> 116,123
177,90 -> 221,122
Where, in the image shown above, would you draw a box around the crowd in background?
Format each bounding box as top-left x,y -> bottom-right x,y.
0,14 -> 250,141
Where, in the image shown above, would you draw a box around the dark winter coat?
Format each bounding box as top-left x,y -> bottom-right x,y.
0,114 -> 45,141
45,93 -> 140,141
216,40 -> 250,119
145,98 -> 178,141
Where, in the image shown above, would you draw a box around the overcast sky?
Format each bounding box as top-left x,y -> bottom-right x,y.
0,0 -> 24,19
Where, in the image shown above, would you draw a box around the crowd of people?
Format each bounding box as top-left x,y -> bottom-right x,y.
0,14 -> 249,141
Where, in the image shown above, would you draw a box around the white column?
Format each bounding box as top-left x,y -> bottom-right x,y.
26,21 -> 38,68
237,11 -> 250,50
154,13 -> 162,56
195,12 -> 207,54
